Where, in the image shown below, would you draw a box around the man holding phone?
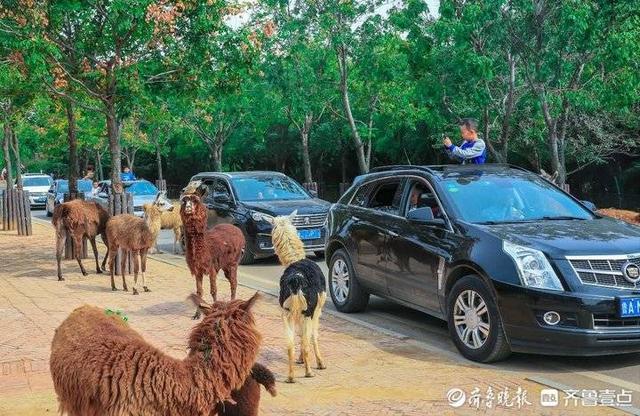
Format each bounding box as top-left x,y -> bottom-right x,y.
443,118 -> 487,164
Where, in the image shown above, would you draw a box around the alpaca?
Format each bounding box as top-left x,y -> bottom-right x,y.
180,186 -> 245,318
217,362 -> 277,416
160,202 -> 183,253
105,211 -> 160,294
598,208 -> 640,225
50,293 -> 261,416
52,199 -> 110,281
143,193 -> 182,254
268,210 -> 327,383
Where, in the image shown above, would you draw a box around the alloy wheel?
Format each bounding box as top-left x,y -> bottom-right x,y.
331,258 -> 350,303
453,289 -> 491,349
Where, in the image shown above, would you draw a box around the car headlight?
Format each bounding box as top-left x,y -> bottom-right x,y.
251,211 -> 274,223
503,241 -> 564,291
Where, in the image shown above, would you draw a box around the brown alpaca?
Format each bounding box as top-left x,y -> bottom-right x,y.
52,199 -> 110,281
217,362 -> 277,416
105,213 -> 156,294
598,208 -> 640,225
180,187 -> 245,318
50,293 -> 261,416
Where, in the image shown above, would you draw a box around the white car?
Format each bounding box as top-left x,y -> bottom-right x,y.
19,174 -> 53,208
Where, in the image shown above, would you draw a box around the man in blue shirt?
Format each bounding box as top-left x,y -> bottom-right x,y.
120,166 -> 137,181
443,118 -> 487,164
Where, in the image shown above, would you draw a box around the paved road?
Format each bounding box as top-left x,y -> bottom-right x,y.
33,208 -> 640,413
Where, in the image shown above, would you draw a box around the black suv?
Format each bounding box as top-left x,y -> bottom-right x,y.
325,165 -> 640,362
188,171 -> 331,264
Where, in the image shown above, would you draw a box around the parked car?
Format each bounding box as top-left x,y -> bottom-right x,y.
185,171 -> 332,264
45,179 -> 94,217
325,164 -> 640,362
87,179 -> 160,217
18,174 -> 53,208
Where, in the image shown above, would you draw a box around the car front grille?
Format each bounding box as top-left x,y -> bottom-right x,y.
567,255 -> 640,290
134,206 -> 143,212
593,314 -> 640,328
291,213 -> 327,228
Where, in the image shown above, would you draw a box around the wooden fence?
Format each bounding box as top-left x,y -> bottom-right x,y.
0,189 -> 32,236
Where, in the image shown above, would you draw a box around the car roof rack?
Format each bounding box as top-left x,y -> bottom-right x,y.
368,165 -> 438,175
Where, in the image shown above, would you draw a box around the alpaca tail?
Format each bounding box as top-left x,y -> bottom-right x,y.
251,363 -> 277,397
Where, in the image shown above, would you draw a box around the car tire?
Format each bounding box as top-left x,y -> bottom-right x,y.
240,247 -> 256,265
447,275 -> 511,363
329,249 -> 369,313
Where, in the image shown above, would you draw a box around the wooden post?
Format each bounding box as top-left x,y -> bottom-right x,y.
7,188 -> 17,231
303,182 -> 318,196
14,189 -> 33,236
63,193 -> 88,258
339,182 -> 352,196
0,189 -> 4,231
155,179 -> 167,192
23,191 -> 32,236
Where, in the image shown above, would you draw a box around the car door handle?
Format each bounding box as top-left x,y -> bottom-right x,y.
387,230 -> 399,237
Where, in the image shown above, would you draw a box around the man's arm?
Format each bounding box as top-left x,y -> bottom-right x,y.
448,139 -> 485,160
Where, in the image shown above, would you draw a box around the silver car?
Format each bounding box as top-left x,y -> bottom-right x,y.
87,180 -> 162,217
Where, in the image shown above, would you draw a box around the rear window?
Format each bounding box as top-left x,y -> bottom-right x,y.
352,179 -> 404,215
22,177 -> 52,187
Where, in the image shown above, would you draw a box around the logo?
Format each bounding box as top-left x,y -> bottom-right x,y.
304,217 -> 310,225
540,389 -> 559,407
622,262 -> 640,284
447,388 -> 466,408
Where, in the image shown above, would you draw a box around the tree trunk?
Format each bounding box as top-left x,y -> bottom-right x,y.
301,114 -> 313,184
96,149 -> 104,181
155,142 -> 163,181
2,123 -> 13,186
337,45 -> 368,174
212,144 -> 223,172
66,99 -> 79,197
10,131 -> 22,190
106,108 -> 123,193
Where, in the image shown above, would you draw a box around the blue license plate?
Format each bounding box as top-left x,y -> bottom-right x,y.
618,297 -> 640,318
298,228 -> 321,240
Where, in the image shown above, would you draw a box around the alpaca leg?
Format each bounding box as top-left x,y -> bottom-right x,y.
224,267 -> 237,300
108,245 -> 117,290
283,312 -> 297,383
132,251 -> 141,295
90,237 -> 102,274
296,315 -> 304,364
120,250 -> 128,291
302,317 -> 314,378
100,232 -> 109,271
193,274 -> 204,319
312,292 -> 327,370
209,269 -> 218,302
141,249 -> 150,292
174,227 -> 182,254
55,229 -> 66,281
73,234 -> 88,276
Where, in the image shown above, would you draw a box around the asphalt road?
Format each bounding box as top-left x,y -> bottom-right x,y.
32,208 -> 640,413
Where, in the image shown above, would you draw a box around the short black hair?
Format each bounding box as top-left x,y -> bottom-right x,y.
458,118 -> 478,132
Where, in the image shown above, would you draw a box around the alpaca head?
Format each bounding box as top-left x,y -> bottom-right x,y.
144,192 -> 173,223
265,210 -> 306,266
187,293 -> 262,386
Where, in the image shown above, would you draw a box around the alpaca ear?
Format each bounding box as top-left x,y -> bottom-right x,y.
188,294 -> 212,313
196,184 -> 209,198
241,292 -> 261,311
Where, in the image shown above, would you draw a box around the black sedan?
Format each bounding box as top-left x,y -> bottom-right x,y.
186,171 -> 332,264
325,164 -> 640,362
46,179 -> 94,217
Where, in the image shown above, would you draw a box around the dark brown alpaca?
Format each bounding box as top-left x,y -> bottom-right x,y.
52,199 -> 110,281
217,362 -> 277,416
180,186 -> 245,318
50,293 -> 262,416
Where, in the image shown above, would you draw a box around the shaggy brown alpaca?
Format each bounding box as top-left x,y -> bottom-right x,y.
50,293 -> 262,416
105,213 -> 159,294
180,187 -> 245,318
598,208 -> 640,225
217,362 -> 277,416
52,199 -> 110,281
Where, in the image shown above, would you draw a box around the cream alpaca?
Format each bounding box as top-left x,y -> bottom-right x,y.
270,210 -> 305,266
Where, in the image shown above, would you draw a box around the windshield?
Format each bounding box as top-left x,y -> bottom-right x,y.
22,177 -> 51,187
124,181 -> 158,196
57,180 -> 93,193
442,174 -> 594,224
231,177 -> 310,201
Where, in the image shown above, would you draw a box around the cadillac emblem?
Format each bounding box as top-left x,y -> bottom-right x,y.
622,262 -> 640,284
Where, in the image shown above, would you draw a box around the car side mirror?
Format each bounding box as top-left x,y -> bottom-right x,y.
581,200 -> 597,211
213,193 -> 231,204
407,207 -> 446,227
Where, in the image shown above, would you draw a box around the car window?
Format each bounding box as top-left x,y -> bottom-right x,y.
22,177 -> 52,187
366,180 -> 405,215
404,180 -> 444,219
231,176 -> 309,201
350,183 -> 374,207
125,181 -> 158,195
205,178 -> 232,201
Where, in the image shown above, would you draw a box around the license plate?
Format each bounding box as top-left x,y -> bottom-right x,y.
618,297 -> 640,318
298,228 -> 321,240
